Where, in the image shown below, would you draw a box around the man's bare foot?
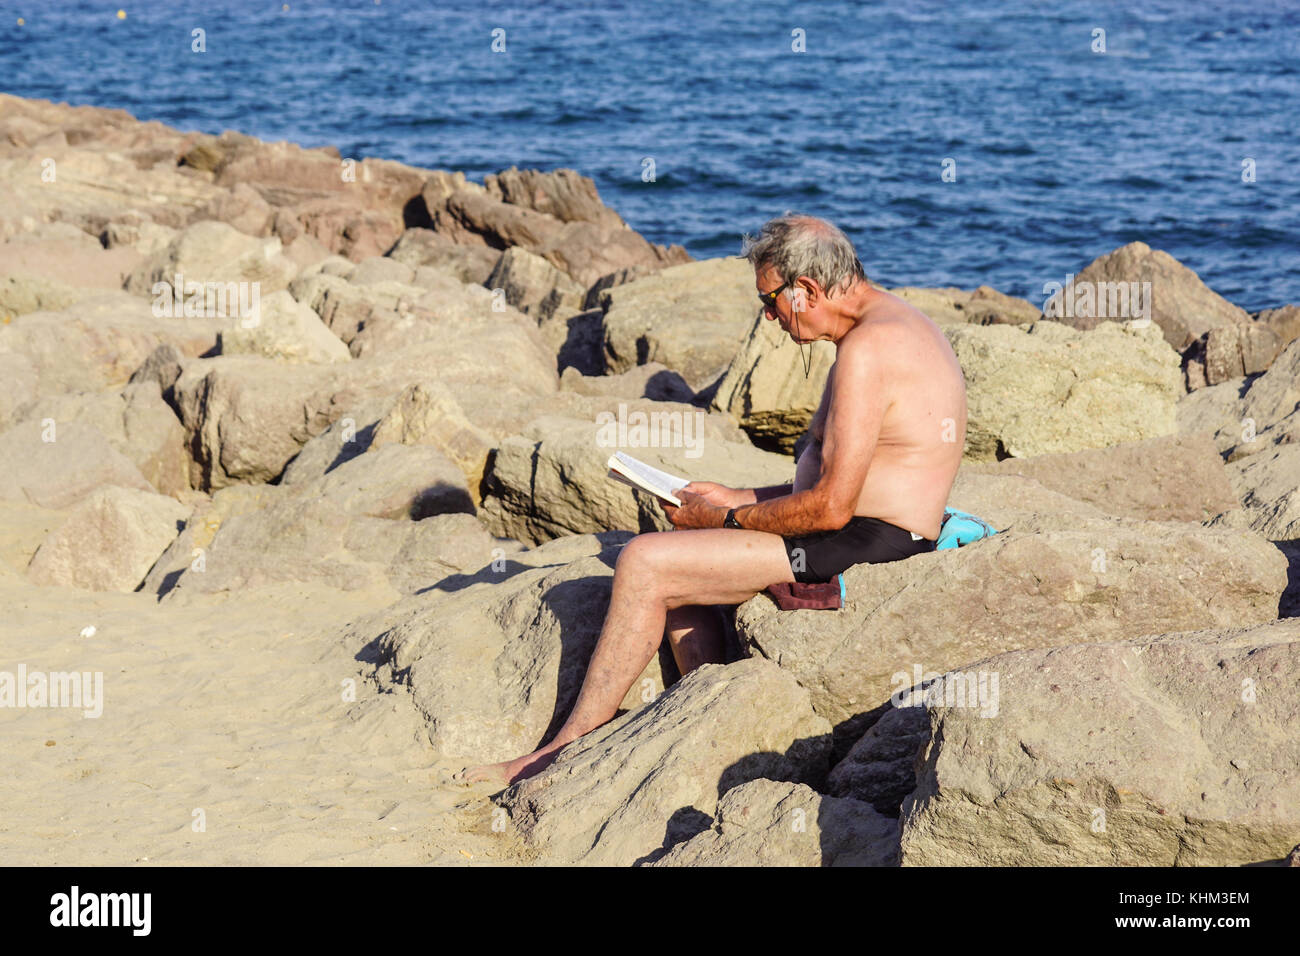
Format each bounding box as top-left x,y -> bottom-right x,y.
453,747 -> 561,787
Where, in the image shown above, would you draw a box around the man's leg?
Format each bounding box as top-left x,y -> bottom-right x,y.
665,604 -> 728,674
457,527 -> 796,785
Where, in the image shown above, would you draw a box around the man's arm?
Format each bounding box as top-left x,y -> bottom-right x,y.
732,483 -> 794,505
729,336 -> 885,535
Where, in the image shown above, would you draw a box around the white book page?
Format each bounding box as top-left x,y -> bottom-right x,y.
607,451 -> 690,506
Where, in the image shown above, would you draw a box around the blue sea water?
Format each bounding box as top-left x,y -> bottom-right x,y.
1,0 -> 1297,311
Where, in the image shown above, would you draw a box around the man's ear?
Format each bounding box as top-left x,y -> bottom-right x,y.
792,278 -> 815,312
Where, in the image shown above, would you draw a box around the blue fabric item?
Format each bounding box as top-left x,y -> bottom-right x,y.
837,573 -> 846,606
936,507 -> 999,550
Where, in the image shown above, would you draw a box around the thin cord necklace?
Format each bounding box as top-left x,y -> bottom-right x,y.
793,304 -> 811,378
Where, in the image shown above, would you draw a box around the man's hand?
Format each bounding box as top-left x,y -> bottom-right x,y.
677,481 -> 748,508
659,488 -> 728,529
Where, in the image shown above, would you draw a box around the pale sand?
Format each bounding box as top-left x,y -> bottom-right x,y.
0,577 -> 525,865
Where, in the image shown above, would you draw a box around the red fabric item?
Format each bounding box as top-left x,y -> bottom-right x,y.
765,575 -> 843,610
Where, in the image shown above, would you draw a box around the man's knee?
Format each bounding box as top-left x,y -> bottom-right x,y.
616,531 -> 672,577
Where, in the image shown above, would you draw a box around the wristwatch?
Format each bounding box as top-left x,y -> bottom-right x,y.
723,508 -> 742,529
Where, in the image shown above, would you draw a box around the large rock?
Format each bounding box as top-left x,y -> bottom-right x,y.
1253,304 -> 1300,349
26,486 -> 187,591
480,407 -> 788,545
1046,241 -> 1250,351
217,289 -> 351,364
288,271 -> 425,346
1177,337 -> 1300,461
291,442 -> 474,520
599,258 -> 758,392
0,292 -> 226,396
0,94 -> 225,234
363,532 -> 671,765
485,245 -> 585,325
0,420 -> 153,509
7,381 -> 191,497
422,168 -> 689,288
289,266 -> 543,360
650,779 -> 899,866
709,307 -> 836,453
890,284 -> 1040,326
948,319 -> 1184,460
385,228 -> 500,285
367,382 -> 496,503
0,223 -> 142,305
277,394 -> 396,486
173,332 -> 558,490
897,618 -> 1300,866
960,433 -> 1240,523
178,129 -> 435,261
499,658 -> 833,866
484,166 -> 627,230
173,356 -> 339,489
736,511 -> 1288,751
559,362 -> 695,405
945,469 -> 1108,528
124,219 -> 298,307
1227,444 -> 1300,542
1202,321 -> 1283,384
142,484 -> 500,602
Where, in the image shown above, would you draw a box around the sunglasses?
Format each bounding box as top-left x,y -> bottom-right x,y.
758,279 -> 792,311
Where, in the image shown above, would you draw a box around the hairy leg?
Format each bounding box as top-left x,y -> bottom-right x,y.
456,528 -> 795,786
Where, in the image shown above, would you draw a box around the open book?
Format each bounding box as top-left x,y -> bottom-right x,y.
606,451 -> 692,507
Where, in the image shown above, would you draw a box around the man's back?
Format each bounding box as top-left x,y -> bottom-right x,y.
796,289 -> 967,541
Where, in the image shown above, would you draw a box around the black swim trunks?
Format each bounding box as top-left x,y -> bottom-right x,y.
782,515 -> 936,584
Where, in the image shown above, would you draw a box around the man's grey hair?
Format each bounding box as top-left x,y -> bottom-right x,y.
740,213 -> 867,297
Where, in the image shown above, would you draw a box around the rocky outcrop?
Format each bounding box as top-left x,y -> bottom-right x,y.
0,292 -> 226,400
1188,321 -> 1284,388
891,284 -> 1041,326
949,319 -> 1184,460
216,289 -> 351,364
421,166 -> 690,288
1046,241 -> 1250,351
0,222 -> 143,312
1253,304 -> 1300,349
0,420 -> 154,509
26,486 -> 188,592
385,228 -> 500,285
736,510 -> 1288,750
173,327 -> 558,489
960,433 -> 1240,523
7,381 -> 191,497
897,618 -> 1300,865
141,484 -> 501,602
1227,445 -> 1300,542
598,258 -> 758,392
359,532 -> 671,766
650,779 -> 899,866
498,658 -> 832,866
1177,337 -> 1300,461
709,307 -> 835,453
124,219 -> 298,304
485,245 -> 586,325
479,408 -> 789,545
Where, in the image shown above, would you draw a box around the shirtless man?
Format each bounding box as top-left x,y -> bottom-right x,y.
460,213 -> 967,786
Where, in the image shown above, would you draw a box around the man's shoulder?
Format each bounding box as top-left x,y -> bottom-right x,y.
840,309 -> 908,360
